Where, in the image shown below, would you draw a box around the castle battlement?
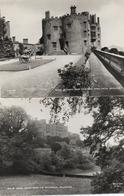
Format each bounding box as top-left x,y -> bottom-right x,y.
43,15 -> 62,21
42,6 -> 101,55
43,10 -> 93,22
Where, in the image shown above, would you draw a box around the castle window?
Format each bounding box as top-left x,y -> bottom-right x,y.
98,40 -> 101,45
53,26 -> 58,31
47,34 -> 51,40
84,30 -> 87,37
84,40 -> 87,46
84,21 -> 87,28
52,42 -> 57,50
63,32 -> 66,38
91,26 -> 96,30
98,34 -> 100,38
91,32 -> 96,37
66,41 -> 69,47
67,23 -> 71,28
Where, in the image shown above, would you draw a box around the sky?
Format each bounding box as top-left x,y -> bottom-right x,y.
0,98 -> 94,138
0,0 -> 124,48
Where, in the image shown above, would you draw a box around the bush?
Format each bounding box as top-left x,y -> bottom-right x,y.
58,62 -> 90,90
91,167 -> 124,193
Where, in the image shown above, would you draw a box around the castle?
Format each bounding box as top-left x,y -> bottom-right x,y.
42,6 -> 101,55
36,119 -> 69,138
35,119 -> 80,144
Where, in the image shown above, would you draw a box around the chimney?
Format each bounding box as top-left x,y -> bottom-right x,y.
45,11 -> 50,19
23,38 -> 28,44
70,5 -> 76,15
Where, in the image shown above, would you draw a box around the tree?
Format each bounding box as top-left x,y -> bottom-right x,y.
50,142 -> 62,153
91,146 -> 124,193
19,43 -> 24,55
109,48 -> 119,54
118,51 -> 124,56
0,106 -> 39,174
0,17 -> 6,40
101,47 -> 109,52
57,62 -> 91,96
41,96 -> 124,192
57,143 -> 73,160
80,97 -> 124,193
0,17 -> 15,58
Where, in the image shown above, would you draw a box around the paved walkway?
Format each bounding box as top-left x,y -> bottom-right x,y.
0,55 -> 82,97
88,53 -> 124,96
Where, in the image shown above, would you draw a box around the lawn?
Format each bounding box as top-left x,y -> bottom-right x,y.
0,55 -> 83,97
0,58 -> 54,71
0,174 -> 92,195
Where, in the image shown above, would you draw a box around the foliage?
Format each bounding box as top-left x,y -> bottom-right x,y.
82,97 -> 124,159
101,47 -> 109,52
80,97 -> 124,193
19,43 -> 24,55
0,18 -> 15,58
109,48 -> 119,54
41,96 -> 124,193
41,97 -> 88,123
0,37 -> 15,58
119,51 -> 124,56
0,104 -> 96,175
0,106 -> 40,174
0,17 -> 6,39
91,152 -> 124,194
57,143 -> 73,160
58,62 -> 91,92
36,46 -> 44,55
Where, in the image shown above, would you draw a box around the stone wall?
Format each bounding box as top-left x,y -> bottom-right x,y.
42,6 -> 101,55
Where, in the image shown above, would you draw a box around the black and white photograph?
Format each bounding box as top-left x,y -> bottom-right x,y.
0,97 -> 123,195
0,0 -> 124,196
0,0 -> 124,97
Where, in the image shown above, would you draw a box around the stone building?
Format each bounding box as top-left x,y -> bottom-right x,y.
42,6 -> 101,55
36,120 -> 69,138
12,36 -> 42,56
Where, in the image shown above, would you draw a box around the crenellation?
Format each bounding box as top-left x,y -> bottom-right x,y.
77,13 -> 82,16
42,6 -> 101,54
82,11 -> 89,15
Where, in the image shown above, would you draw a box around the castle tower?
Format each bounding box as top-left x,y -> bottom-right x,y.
90,14 -> 101,49
45,11 -> 50,19
62,15 -> 84,54
42,6 -> 101,54
70,5 -> 77,15
42,12 -> 62,54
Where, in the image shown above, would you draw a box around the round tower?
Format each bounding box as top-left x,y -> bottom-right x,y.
62,6 -> 85,54
42,11 -> 62,54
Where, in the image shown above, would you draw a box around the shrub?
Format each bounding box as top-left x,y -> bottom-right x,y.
58,62 -> 90,90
